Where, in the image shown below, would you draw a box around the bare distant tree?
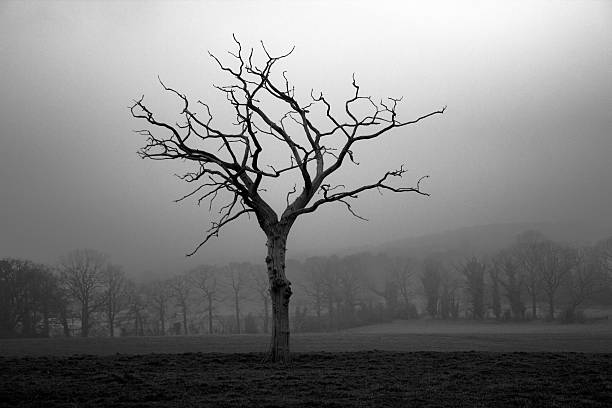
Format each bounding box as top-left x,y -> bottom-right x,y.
493,249 -> 525,320
537,241 -> 574,320
59,249 -> 108,337
513,230 -> 547,319
369,256 -> 402,315
131,37 -> 444,361
147,279 -> 171,335
169,274 -> 192,335
252,264 -> 271,333
301,257 -> 329,324
597,236 -> 612,277
101,264 -> 129,337
0,259 -> 62,337
227,263 -> 250,334
422,257 -> 443,318
392,257 -> 417,310
337,255 -> 364,323
461,257 -> 486,320
488,266 -> 502,320
562,247 -> 607,320
126,281 -> 148,336
188,265 -> 219,334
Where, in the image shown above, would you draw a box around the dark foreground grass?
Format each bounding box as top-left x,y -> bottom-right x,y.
1,351 -> 611,407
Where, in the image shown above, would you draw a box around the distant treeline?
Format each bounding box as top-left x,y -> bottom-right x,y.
1,231 -> 611,338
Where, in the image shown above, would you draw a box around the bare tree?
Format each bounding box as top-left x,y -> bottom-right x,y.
493,249 -> 525,320
537,241 -> 574,320
488,266 -> 502,320
169,273 -> 192,335
392,257 -> 417,311
369,256 -> 403,316
513,230 -> 547,319
422,257 -> 443,318
253,264 -> 271,333
146,279 -> 171,335
126,281 -> 148,336
301,257 -> 326,325
131,37 -> 444,361
226,263 -> 250,334
0,259 -> 62,337
188,265 -> 219,334
561,247 -> 607,321
101,264 -> 129,337
336,254 -> 365,326
461,257 -> 486,320
59,249 -> 108,337
596,236 -> 612,278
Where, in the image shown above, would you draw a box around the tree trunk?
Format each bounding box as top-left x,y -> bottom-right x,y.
235,296 -> 241,334
208,297 -> 213,334
182,305 -> 188,335
548,295 -> 555,320
263,297 -> 269,334
81,302 -> 89,337
160,307 -> 166,335
42,305 -> 50,337
531,293 -> 537,319
109,316 -> 115,337
265,231 -> 292,363
59,307 -> 70,337
108,302 -> 114,337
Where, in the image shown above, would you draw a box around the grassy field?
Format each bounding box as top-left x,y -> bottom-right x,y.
2,320 -> 611,407
2,319 -> 612,356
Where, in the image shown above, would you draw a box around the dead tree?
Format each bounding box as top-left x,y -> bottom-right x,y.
101,264 -> 129,337
59,249 -> 108,337
488,266 -> 502,320
253,265 -> 271,333
131,37 -> 444,362
147,279 -> 171,335
227,263 -> 249,334
169,273 -> 192,335
562,247 -> 607,321
422,258 -> 443,318
537,241 -> 574,320
493,249 -> 525,320
461,257 -> 486,320
188,265 -> 219,334
513,230 -> 547,319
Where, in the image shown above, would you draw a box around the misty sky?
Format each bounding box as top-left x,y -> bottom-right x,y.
1,1 -> 611,276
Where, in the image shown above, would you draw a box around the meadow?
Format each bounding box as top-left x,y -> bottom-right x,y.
2,320 -> 611,407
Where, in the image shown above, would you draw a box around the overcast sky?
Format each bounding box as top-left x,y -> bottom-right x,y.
1,0 -> 611,276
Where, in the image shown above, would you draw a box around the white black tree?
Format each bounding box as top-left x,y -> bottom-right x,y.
131,37 -> 445,363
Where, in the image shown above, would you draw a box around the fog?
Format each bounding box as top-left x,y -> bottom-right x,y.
1,1 -> 611,276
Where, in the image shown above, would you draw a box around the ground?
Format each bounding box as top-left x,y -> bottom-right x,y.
1,320 -> 612,407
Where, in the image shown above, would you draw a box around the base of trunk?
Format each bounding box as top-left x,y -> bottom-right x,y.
264,330 -> 290,363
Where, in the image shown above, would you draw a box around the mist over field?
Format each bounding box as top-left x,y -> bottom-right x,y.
1,1 -> 612,406
1,1 -> 611,276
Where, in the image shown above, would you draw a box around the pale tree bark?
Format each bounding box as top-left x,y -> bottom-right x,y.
131,36 -> 444,362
